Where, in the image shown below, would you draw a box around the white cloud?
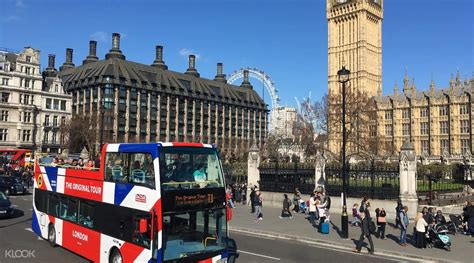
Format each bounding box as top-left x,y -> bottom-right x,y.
179,48 -> 201,59
90,31 -> 108,43
2,15 -> 19,22
15,0 -> 25,8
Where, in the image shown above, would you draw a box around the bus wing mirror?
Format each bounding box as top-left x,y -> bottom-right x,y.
139,218 -> 148,234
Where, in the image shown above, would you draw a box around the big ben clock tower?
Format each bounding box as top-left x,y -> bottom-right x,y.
327,0 -> 383,155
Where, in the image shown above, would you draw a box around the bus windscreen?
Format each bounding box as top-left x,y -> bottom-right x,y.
159,147 -> 224,190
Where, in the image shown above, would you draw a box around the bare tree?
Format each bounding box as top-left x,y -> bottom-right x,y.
60,115 -> 98,154
327,87 -> 387,158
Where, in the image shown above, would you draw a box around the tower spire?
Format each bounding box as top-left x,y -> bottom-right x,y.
449,73 -> 455,89
430,77 -> 436,92
455,69 -> 462,87
403,69 -> 410,93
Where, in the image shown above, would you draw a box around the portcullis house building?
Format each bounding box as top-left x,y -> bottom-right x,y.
59,33 -> 268,154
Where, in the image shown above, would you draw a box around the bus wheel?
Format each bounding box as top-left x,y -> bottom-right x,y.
48,224 -> 56,247
109,248 -> 122,263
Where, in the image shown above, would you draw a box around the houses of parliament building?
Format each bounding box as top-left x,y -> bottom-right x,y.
327,0 -> 473,157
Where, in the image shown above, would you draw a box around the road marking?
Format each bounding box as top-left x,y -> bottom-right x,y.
9,196 -> 17,199
232,228 -> 439,263
238,250 -> 281,261
25,227 -> 33,232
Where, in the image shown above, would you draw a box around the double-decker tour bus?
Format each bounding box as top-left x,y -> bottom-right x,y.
0,149 -> 32,170
32,142 -> 231,262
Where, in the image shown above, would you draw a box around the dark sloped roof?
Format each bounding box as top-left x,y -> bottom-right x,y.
59,58 -> 267,110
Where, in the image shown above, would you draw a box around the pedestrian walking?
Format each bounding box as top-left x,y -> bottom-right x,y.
249,186 -> 256,213
254,191 -> 263,222
309,192 -> 318,227
376,208 -> 387,239
280,194 -> 293,219
241,184 -> 247,205
364,201 -> 372,220
395,199 -> 403,229
415,212 -> 428,249
360,196 -> 368,213
399,206 -> 409,246
292,188 -> 301,213
353,212 -> 375,254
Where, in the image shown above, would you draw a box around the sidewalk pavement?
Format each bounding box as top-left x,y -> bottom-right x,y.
228,203 -> 473,263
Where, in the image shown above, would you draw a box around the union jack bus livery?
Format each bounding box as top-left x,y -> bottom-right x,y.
32,142 -> 231,263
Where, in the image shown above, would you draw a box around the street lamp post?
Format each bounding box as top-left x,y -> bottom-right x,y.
337,65 -> 350,239
99,84 -> 113,153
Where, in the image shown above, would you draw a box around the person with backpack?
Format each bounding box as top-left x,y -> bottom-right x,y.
399,206 -> 409,246
376,207 -> 387,239
353,212 -> 375,254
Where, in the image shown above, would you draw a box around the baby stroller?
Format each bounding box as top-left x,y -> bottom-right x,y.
426,223 -> 451,251
298,199 -> 308,214
447,215 -> 464,235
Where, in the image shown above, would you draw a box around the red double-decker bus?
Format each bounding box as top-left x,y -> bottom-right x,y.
32,142 -> 234,262
0,149 -> 31,170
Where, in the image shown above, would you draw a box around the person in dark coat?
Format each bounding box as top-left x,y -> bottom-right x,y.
249,186 -> 256,213
354,212 -> 374,254
465,202 -> 474,236
280,194 -> 293,218
395,199 -> 403,229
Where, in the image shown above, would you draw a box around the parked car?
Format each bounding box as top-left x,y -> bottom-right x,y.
0,176 -> 28,195
0,191 -> 14,218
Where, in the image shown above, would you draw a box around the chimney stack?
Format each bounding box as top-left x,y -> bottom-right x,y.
214,63 -> 226,83
151,45 -> 168,69
59,48 -> 75,71
185,54 -> 200,77
105,32 -> 125,60
43,54 -> 58,77
240,69 -> 253,89
66,48 -> 73,63
48,54 -> 55,69
83,40 -> 99,64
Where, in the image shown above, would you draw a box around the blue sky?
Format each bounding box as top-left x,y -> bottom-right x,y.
1,0 -> 473,108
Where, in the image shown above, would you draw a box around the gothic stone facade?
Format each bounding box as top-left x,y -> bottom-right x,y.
59,34 -> 268,154
374,73 -> 473,156
327,0 -> 384,155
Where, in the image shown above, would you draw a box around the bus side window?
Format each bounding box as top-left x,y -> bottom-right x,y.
130,153 -> 155,188
79,200 -> 95,228
48,194 -> 60,217
34,189 -> 47,213
60,197 -> 78,222
105,153 -> 128,183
